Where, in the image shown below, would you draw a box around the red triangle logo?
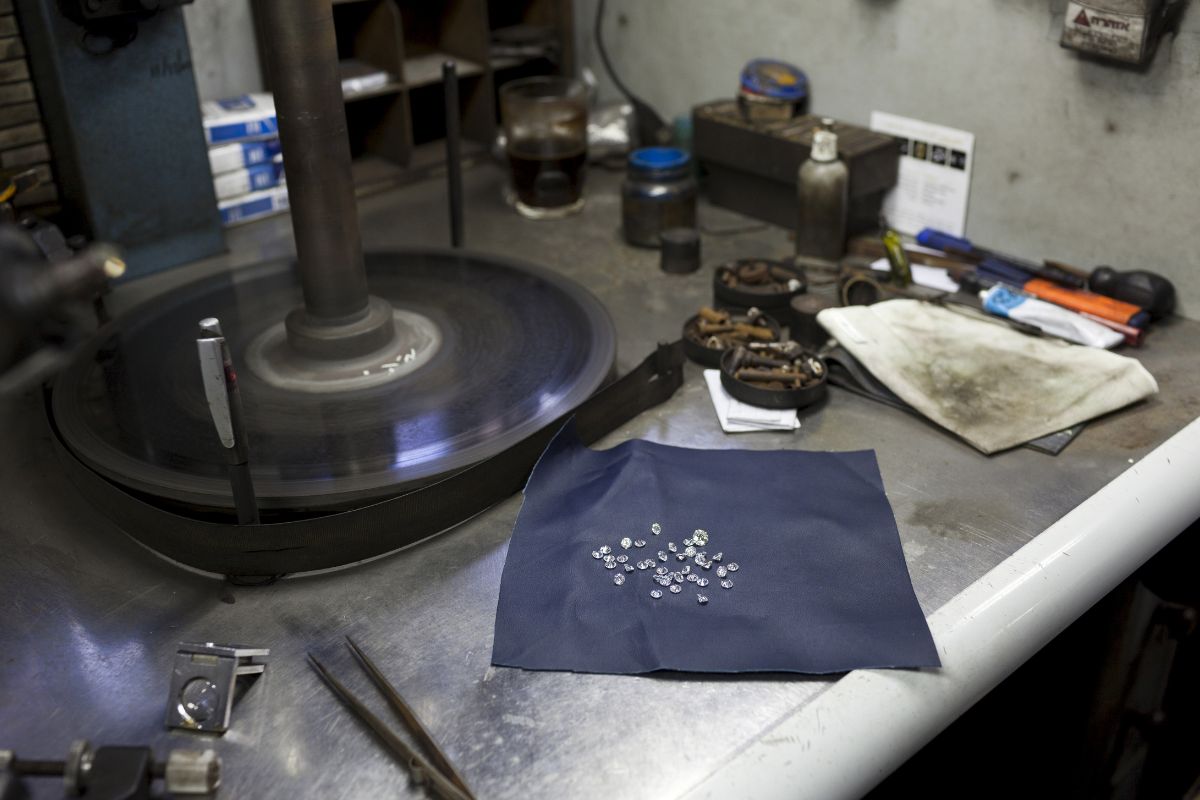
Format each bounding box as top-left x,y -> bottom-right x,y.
1074,8 -> 1091,26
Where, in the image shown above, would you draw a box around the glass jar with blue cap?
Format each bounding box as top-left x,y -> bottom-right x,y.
621,146 -> 698,248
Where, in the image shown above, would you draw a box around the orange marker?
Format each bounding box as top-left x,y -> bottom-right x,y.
1021,279 -> 1147,328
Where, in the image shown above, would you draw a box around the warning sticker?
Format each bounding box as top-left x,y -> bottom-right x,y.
1062,1 -> 1147,63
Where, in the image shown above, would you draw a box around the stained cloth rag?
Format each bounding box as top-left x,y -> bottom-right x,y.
491,423 -> 940,674
817,300 -> 1158,454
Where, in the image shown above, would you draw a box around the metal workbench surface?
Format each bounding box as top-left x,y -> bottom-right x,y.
2,167 -> 1198,799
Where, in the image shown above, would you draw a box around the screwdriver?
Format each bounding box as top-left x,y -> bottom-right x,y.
916,228 -> 1176,320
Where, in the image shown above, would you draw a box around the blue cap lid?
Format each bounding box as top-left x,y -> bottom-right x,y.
739,59 -> 808,101
629,146 -> 691,171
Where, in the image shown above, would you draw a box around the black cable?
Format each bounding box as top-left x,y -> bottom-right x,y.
594,0 -> 669,147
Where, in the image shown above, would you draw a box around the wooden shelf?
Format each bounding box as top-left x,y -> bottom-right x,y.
350,140 -> 490,199
250,0 -> 571,188
343,80 -> 404,103
403,52 -> 484,88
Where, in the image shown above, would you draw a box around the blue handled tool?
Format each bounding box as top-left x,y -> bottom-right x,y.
917,228 -> 1176,319
916,228 -> 1086,289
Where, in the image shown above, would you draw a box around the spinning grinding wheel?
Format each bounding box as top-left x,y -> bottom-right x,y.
44,0 -> 668,575
50,251 -> 616,513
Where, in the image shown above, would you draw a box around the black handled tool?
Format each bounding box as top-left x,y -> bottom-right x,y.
1046,260 -> 1176,320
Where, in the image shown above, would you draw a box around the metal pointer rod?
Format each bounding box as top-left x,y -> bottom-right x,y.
197,317 -> 259,525
443,60 -> 464,249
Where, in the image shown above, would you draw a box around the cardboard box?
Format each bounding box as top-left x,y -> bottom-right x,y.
202,93 -> 277,145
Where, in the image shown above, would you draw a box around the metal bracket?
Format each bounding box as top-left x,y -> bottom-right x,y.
165,643 -> 269,734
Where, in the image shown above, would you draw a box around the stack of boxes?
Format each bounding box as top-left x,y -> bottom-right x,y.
202,93 -> 288,226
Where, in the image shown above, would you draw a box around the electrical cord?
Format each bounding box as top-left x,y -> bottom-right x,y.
594,0 -> 670,146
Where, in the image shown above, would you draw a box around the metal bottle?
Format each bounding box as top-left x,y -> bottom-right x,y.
796,121 -> 849,260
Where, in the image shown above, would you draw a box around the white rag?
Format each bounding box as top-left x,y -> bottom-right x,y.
817,299 -> 1158,453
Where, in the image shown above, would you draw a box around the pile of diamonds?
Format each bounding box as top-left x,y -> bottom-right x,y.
590,522 -> 739,605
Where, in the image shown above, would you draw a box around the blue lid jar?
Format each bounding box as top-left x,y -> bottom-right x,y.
622,147 -> 698,248
628,146 -> 692,179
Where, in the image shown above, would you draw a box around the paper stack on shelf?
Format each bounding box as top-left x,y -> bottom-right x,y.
339,58 -> 394,98
201,94 -> 288,227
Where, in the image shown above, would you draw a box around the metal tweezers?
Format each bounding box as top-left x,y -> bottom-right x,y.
308,637 -> 475,800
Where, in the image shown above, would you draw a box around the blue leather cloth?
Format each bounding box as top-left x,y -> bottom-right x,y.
491,424 -> 940,674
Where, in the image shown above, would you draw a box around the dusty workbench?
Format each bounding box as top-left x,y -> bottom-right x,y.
2,166 -> 1198,799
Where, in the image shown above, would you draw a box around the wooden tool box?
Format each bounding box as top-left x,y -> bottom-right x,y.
692,100 -> 899,234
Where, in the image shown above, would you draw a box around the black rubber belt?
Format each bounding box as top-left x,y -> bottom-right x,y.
50,341 -> 686,577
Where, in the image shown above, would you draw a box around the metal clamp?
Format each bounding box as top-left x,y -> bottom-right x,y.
166,643 -> 269,733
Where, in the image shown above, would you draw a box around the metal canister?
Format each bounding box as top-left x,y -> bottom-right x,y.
736,58 -> 808,122
621,147 -> 697,248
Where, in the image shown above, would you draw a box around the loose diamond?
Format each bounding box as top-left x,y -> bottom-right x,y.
693,529 -> 709,546
720,579 -> 733,589
683,538 -> 694,547
681,565 -> 691,575
620,537 -> 633,549
634,539 -> 647,548
651,523 -> 662,535
697,578 -> 709,587
668,542 -> 677,553
727,563 -> 739,572
624,564 -> 634,572
712,552 -> 723,562
697,594 -> 709,605
686,574 -> 699,583
605,562 -> 616,570
651,589 -> 663,599
591,551 -> 601,559
616,554 -> 628,563
656,566 -> 668,575
656,576 -> 672,586
599,545 -> 611,555
669,584 -> 682,594
716,566 -> 728,578
673,573 -> 684,584
676,554 -> 687,561
603,555 -> 615,564
702,561 -> 713,570
613,574 -> 626,585
684,546 -> 697,557
637,561 -> 650,570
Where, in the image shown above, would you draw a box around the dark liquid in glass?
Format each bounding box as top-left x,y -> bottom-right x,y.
507,136 -> 586,209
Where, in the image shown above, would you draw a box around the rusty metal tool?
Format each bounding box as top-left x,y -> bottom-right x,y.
308,638 -> 474,800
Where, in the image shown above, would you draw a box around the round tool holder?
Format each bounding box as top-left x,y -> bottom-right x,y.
713,258 -> 807,322
682,308 -> 783,368
719,343 -> 827,410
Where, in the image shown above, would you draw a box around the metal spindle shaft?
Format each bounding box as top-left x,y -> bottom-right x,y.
254,0 -> 369,322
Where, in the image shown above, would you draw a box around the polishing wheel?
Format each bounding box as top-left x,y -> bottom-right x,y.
50,0 -> 621,552
51,249 -> 615,515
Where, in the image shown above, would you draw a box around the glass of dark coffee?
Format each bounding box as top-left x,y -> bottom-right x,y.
499,76 -> 588,219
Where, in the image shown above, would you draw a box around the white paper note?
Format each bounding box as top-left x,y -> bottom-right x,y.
869,111 -> 975,237
869,257 -> 961,294
703,370 -> 800,433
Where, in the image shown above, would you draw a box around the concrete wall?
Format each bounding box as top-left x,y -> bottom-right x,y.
575,0 -> 1200,319
183,0 -> 262,102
